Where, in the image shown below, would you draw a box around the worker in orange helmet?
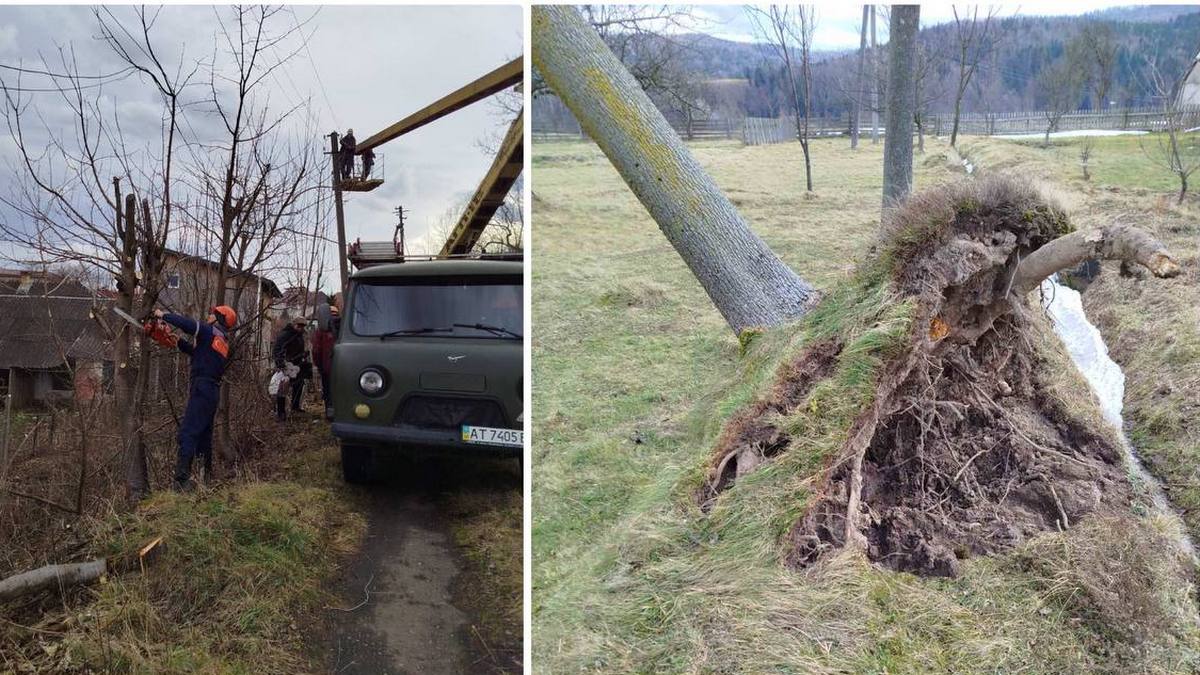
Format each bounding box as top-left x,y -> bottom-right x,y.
152,304 -> 236,490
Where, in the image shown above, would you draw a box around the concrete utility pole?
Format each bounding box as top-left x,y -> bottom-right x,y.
329,132 -> 349,295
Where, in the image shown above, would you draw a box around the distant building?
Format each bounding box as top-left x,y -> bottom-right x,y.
158,249 -> 283,359
0,271 -> 109,409
1180,52 -> 1200,106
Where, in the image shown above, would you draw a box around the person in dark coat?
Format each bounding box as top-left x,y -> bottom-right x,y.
154,304 -> 237,490
312,303 -> 340,420
340,129 -> 356,181
272,316 -> 311,419
360,147 -> 375,180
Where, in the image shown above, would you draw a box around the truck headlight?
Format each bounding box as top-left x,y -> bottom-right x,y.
359,369 -> 385,395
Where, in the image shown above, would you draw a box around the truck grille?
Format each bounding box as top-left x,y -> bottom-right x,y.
394,395 -> 507,430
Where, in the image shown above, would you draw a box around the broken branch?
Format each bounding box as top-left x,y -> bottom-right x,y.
0,559 -> 106,602
1012,223 -> 1181,296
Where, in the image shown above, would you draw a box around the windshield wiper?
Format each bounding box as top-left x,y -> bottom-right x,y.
453,322 -> 522,339
376,326 -> 453,339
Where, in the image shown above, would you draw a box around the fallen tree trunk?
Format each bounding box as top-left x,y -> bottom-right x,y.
0,559 -> 106,602
1011,223 -> 1181,295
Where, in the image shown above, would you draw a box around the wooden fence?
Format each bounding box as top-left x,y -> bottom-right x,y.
927,105 -> 1200,137
533,104 -> 1200,146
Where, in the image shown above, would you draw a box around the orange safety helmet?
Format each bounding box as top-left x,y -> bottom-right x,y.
212,305 -> 237,329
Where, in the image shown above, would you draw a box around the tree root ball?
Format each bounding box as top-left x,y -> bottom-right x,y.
705,175 -> 1176,577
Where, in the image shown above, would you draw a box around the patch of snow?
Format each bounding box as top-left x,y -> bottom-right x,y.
1041,278 -> 1124,428
997,129 -> 1149,140
961,159 -> 975,175
1042,276 -> 1195,556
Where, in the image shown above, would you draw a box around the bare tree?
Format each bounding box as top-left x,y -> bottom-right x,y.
475,175 -> 523,254
851,6 -> 870,149
1079,21 -> 1118,110
0,7 -> 195,499
745,5 -> 817,191
949,5 -> 999,147
1036,54 -> 1086,148
882,6 -> 921,210
1143,59 -> 1200,203
1079,135 -> 1095,181
913,31 -> 947,155
0,5 -> 322,495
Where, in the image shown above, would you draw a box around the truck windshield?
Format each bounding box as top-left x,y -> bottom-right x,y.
351,276 -> 523,339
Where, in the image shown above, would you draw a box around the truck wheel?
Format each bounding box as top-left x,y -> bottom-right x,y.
341,444 -> 376,483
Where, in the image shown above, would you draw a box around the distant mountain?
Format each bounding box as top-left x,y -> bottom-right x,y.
697,8 -> 1200,118
672,33 -> 848,80
1086,5 -> 1200,24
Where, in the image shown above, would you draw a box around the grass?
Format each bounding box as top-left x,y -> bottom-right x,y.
1,411 -> 524,673
532,135 -> 1200,672
960,133 -> 1200,547
68,479 -> 365,674
443,462 -> 524,663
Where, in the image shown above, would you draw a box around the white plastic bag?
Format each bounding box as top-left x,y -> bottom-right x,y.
268,363 -> 300,396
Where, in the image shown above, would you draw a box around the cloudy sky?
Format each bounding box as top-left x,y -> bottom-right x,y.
680,3 -> 1149,50
0,4 -> 521,290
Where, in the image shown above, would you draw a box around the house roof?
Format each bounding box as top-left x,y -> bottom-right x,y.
162,248 -> 283,298
0,280 -> 110,369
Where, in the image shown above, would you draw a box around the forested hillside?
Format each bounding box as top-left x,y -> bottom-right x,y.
538,6 -> 1200,124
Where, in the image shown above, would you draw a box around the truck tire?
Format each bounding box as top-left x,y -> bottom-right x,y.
341,443 -> 376,483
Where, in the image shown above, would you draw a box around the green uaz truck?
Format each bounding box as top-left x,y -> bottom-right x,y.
330,258 -> 523,482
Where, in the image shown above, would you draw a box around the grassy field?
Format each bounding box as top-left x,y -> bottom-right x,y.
532,134 -> 1200,672
961,133 -> 1200,543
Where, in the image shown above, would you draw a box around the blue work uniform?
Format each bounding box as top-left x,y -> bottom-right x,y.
163,313 -> 231,485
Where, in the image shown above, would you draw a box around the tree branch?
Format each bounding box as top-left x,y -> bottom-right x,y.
1012,223 -> 1181,295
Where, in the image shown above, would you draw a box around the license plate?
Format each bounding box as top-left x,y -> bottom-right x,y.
461,425 -> 524,448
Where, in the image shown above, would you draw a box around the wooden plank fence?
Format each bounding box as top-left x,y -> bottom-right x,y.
929,105 -> 1200,137
533,104 -> 1200,145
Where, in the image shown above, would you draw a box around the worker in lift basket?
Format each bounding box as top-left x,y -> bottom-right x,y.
153,305 -> 237,491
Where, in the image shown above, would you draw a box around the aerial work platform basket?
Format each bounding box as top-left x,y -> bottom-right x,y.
335,153 -> 385,192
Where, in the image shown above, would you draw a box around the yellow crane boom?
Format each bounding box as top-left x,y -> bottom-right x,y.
355,57 -> 522,153
439,109 -> 523,256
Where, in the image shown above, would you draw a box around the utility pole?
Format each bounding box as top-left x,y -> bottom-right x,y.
393,205 -> 407,257
329,132 -> 349,295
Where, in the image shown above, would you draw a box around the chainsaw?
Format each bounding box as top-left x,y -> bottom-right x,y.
112,307 -> 178,349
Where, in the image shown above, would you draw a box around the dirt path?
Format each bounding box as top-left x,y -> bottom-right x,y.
319,457 -> 519,675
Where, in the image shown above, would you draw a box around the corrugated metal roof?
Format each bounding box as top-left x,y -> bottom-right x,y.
0,288 -> 110,369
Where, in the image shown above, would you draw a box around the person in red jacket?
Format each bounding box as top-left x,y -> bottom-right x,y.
312,303 -> 340,420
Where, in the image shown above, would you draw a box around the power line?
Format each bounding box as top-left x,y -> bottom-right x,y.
0,63 -> 135,80
0,69 -> 137,94
287,6 -> 339,130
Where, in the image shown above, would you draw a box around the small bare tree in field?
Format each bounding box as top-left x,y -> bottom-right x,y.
1036,54 -> 1086,148
949,5 -> 1000,147
746,4 -> 818,192
1079,136 -> 1094,181
1142,59 -> 1200,204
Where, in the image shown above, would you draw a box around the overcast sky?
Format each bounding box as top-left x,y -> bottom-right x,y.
0,4 -> 521,290
682,3 -> 1160,50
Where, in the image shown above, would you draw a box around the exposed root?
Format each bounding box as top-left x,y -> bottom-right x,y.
707,176 -> 1175,577
698,341 -> 841,508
